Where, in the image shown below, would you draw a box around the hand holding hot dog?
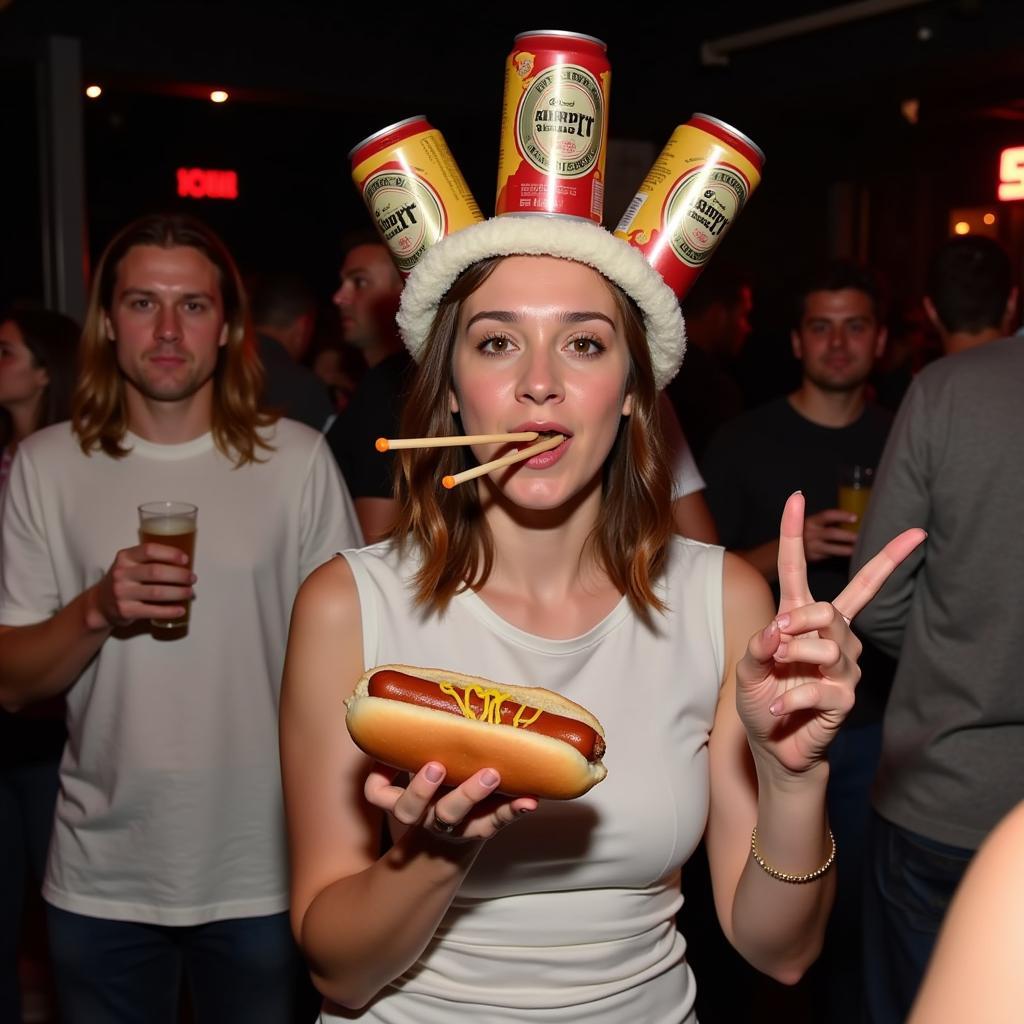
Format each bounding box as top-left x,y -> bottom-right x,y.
736,491 -> 925,776
364,761 -> 538,843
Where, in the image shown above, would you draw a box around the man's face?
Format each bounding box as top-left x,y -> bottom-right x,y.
792,288 -> 887,393
105,244 -> 227,406
332,244 -> 403,350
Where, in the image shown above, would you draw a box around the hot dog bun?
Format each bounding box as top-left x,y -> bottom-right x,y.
345,664 -> 607,800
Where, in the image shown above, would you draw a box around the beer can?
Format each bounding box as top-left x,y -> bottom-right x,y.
350,116 -> 484,276
496,31 -> 611,222
614,114 -> 765,298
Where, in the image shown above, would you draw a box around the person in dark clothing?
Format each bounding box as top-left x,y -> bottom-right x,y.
665,264 -> 750,460
924,235 -> 1017,356
250,272 -> 334,431
696,262 -> 894,1024
325,234 -> 409,542
853,236 -> 1022,1024
0,307 -> 79,1023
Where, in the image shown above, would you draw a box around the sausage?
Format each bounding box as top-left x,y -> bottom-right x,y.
368,668 -> 606,762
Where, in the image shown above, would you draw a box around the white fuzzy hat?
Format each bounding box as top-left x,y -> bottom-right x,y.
396,216 -> 686,389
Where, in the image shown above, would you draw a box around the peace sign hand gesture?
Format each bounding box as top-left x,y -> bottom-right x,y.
736,492 -> 925,776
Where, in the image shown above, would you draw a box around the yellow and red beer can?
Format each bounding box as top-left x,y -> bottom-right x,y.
350,116 -> 484,276
614,114 -> 765,298
496,31 -> 611,222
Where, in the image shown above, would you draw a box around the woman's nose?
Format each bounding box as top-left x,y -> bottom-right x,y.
516,346 -> 564,405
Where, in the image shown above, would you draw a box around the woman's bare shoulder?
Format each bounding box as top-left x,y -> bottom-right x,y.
294,554 -> 360,624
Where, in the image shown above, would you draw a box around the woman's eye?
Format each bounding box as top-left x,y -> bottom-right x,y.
477,335 -> 515,356
567,336 -> 605,357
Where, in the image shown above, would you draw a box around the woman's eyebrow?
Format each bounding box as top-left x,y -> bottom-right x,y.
559,311 -> 615,327
465,310 -> 517,327
465,310 -> 615,328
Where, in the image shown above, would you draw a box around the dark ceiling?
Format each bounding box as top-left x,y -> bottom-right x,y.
4,0 -> 1024,141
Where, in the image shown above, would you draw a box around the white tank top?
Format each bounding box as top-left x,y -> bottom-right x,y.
323,536 -> 724,1024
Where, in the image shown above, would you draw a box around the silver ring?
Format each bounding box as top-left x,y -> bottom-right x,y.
432,815 -> 458,835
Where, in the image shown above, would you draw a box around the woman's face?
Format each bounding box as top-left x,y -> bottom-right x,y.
0,320 -> 48,413
450,255 -> 633,510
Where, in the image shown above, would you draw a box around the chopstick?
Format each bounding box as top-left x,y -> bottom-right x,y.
441,434 -> 565,490
375,432 -> 540,452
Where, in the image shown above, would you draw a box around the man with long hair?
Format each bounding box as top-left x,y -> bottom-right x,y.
0,213 -> 361,1022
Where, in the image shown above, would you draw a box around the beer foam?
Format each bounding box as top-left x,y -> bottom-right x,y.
141,516 -> 196,536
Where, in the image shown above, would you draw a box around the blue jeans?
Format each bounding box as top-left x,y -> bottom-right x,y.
863,810 -> 975,1024
815,722 -> 883,1024
47,906 -> 318,1024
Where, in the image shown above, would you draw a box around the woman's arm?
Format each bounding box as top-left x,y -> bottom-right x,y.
908,801 -> 1024,1024
280,556 -> 534,1009
705,552 -> 833,984
706,493 -> 925,983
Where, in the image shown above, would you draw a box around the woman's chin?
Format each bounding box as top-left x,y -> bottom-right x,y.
492,472 -> 598,513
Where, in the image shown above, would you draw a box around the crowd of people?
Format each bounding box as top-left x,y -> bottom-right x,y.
0,207 -> 1019,1024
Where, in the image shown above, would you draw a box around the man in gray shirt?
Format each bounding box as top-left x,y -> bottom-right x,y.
851,237 -> 1023,1024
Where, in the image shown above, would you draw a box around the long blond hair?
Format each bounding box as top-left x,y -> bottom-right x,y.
391,256 -> 675,622
72,213 -> 276,465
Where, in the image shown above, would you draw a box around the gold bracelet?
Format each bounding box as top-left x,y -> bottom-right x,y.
750,826 -> 836,884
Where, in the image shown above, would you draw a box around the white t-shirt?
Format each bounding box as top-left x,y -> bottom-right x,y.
659,393 -> 704,500
0,419 -> 362,925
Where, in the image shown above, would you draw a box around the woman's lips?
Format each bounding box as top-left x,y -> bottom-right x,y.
522,434 -> 571,469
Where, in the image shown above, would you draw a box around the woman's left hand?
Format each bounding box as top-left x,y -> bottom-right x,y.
736,492 -> 925,776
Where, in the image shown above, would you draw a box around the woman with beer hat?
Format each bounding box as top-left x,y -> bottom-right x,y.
279,214 -> 922,1022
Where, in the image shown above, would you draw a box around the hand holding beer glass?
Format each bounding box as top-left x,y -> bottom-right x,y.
138,502 -> 198,629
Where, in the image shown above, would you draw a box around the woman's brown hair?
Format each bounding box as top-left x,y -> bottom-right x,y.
72,213 -> 276,465
391,256 -> 675,622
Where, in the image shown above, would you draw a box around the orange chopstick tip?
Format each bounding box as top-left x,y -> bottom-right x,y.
375,438 -> 390,452
441,475 -> 456,490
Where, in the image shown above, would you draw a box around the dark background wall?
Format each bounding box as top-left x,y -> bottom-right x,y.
4,0 -> 1024,333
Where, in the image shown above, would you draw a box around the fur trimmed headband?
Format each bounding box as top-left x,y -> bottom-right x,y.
396,216 -> 687,389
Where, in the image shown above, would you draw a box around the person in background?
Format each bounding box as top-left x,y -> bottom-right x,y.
852,241 -> 1024,1024
665,265 -> 751,460
249,272 -> 335,431
325,232 -> 410,542
0,213 -> 361,1023
0,308 -> 78,491
0,307 -> 79,1024
659,395 -> 717,543
923,235 -> 1017,356
307,335 -> 361,416
700,261 -> 893,1023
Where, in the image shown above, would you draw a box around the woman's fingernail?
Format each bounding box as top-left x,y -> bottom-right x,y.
763,621 -> 778,643
769,700 -> 783,716
481,769 -> 499,787
425,764 -> 444,783
776,614 -> 790,631
776,642 -> 789,659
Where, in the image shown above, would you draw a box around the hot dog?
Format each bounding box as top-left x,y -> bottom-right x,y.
344,664 -> 607,799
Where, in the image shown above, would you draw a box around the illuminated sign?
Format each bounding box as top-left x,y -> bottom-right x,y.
998,147 -> 1024,201
176,168 -> 238,200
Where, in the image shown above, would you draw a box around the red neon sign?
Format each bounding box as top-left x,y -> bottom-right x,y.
998,147 -> 1024,202
176,167 -> 239,200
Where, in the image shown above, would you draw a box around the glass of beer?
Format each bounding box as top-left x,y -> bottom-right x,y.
138,501 -> 198,629
837,465 -> 873,533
